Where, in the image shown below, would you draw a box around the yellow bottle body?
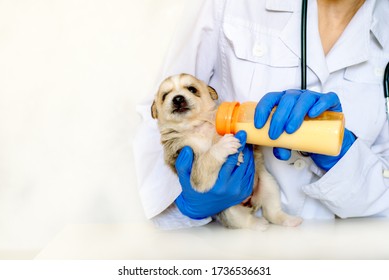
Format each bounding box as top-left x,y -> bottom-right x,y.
216,102 -> 345,156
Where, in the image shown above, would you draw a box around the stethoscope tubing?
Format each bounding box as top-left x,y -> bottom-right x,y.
301,0 -> 308,90
384,63 -> 389,122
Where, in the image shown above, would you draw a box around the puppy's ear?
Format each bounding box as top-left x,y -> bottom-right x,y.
208,86 -> 218,100
151,101 -> 158,119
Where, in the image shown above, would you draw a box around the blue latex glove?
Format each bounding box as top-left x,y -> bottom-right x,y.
254,89 -> 356,171
175,131 -> 255,220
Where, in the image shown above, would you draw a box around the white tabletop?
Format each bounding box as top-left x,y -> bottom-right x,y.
35,218 -> 389,260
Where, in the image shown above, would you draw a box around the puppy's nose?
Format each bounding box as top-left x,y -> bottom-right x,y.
172,95 -> 187,108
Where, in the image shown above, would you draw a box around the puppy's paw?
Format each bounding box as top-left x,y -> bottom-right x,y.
211,134 -> 241,162
218,134 -> 241,154
265,210 -> 303,227
282,216 -> 303,227
250,217 -> 270,231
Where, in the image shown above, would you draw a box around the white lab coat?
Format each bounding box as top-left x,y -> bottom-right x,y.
134,0 -> 389,229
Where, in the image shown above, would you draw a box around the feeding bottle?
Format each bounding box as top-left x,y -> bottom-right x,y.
216,102 -> 345,156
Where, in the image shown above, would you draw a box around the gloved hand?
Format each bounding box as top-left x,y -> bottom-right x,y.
254,89 -> 356,171
175,131 -> 255,220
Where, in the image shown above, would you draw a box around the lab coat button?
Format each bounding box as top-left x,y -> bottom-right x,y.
374,67 -> 384,78
293,159 -> 306,170
252,43 -> 266,57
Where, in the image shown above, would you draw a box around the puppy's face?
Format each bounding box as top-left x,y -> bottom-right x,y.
151,74 -> 218,124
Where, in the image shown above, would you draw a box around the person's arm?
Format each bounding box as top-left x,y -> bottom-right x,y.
134,0 -> 227,228
303,124 -> 389,218
254,89 -> 389,218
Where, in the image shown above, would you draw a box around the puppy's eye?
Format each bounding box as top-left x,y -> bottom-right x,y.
187,86 -> 197,94
162,93 -> 169,102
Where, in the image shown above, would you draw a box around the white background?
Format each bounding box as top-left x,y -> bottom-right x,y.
0,0 -> 201,257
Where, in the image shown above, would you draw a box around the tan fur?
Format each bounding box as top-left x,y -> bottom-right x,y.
152,74 -> 302,229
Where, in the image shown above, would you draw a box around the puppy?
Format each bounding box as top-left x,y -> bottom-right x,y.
151,73 -> 302,229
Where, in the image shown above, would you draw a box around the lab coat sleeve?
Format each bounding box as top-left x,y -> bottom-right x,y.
151,204 -> 212,230
303,120 -> 389,218
133,0 -> 224,228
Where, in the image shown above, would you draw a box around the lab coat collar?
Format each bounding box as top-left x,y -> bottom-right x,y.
279,0 -> 329,84
325,0 -> 375,74
279,0 -> 380,84
371,0 -> 389,48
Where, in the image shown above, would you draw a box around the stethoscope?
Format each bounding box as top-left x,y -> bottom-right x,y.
300,0 -> 389,178
385,63 -> 389,123
300,0 -> 389,123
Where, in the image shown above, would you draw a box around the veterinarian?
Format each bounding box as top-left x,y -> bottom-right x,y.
134,0 -> 389,229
